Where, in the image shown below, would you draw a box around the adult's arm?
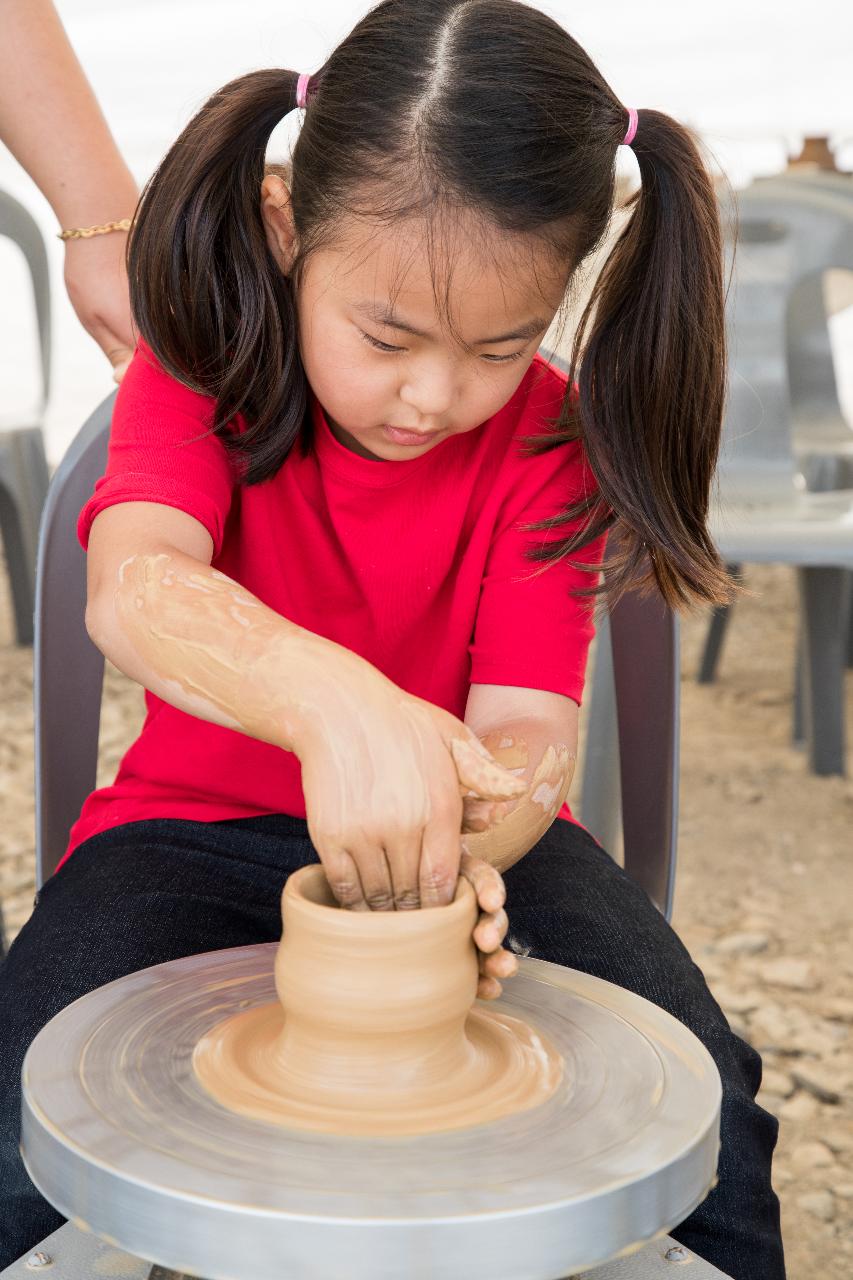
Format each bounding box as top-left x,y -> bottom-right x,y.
0,0 -> 138,376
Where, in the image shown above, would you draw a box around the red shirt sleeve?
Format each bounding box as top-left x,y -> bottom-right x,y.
468,373 -> 608,706
77,339 -> 235,555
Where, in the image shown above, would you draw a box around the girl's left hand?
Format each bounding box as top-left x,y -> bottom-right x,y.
459,850 -> 518,1000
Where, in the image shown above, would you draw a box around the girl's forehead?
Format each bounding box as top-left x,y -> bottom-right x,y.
311,215 -> 569,332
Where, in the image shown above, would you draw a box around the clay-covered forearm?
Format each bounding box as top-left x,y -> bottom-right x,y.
87,549 -> 381,756
462,720 -> 576,875
0,0 -> 137,224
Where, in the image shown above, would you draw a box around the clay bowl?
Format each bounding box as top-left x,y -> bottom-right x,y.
194,863 -> 562,1135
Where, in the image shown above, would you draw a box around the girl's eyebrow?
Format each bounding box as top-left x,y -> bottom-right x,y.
352,300 -> 548,345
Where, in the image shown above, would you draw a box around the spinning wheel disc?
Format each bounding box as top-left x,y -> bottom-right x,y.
22,946 -> 720,1280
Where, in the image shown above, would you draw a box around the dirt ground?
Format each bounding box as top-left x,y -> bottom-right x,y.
0,555 -> 851,1278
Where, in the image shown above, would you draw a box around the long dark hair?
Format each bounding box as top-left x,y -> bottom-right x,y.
128,0 -> 734,610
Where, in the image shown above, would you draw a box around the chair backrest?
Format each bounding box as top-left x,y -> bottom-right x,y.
0,188 -> 51,413
587,592 -> 679,920
720,182 -> 853,498
752,173 -> 853,488
34,395 -> 113,886
36,390 -> 679,915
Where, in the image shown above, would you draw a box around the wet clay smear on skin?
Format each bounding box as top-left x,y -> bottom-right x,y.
194,865 -> 563,1136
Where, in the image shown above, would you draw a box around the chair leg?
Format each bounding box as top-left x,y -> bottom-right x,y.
792,631 -> 806,748
847,570 -> 853,671
0,429 -> 50,646
0,481 -> 35,645
796,566 -> 850,777
697,563 -> 743,684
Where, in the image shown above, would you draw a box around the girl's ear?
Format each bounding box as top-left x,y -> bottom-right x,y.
260,174 -> 299,275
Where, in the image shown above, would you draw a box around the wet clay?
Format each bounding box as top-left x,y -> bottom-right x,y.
461,726 -> 577,874
194,865 -> 563,1136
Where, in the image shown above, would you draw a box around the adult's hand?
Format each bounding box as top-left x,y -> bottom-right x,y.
63,232 -> 136,383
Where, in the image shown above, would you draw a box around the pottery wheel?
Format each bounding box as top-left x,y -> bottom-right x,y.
21,946 -> 721,1280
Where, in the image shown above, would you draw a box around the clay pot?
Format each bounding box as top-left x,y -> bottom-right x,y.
194,864 -> 562,1136
271,864 -> 479,1104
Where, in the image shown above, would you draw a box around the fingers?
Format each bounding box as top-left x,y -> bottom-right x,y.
450,735 -> 528,802
473,906 -> 509,954
475,927 -> 517,1001
463,852 -> 516,999
101,340 -> 134,383
479,947 -> 518,980
384,829 -> 424,910
324,836 -> 423,912
477,975 -> 503,1001
461,794 -> 513,834
460,851 -> 505,915
343,841 -> 397,911
320,848 -> 370,911
418,789 -> 464,909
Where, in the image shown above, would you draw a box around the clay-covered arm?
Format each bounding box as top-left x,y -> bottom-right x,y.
86,545 -> 368,754
462,686 -> 578,875
85,506 -> 527,924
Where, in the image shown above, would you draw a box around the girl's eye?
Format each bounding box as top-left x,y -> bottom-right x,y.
360,330 -> 404,354
359,328 -> 526,364
481,350 -> 526,363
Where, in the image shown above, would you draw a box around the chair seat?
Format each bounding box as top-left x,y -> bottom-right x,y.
710,488 -> 853,564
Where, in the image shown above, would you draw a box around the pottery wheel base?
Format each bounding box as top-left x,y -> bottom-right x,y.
193,1000 -> 562,1134
0,1222 -> 734,1280
21,945 -> 722,1280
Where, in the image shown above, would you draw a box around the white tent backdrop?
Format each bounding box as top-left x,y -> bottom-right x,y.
2,0 -> 852,461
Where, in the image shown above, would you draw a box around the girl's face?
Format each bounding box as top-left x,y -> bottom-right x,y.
262,182 -> 569,461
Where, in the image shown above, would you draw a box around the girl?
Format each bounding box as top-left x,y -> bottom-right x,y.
0,1 -> 783,1275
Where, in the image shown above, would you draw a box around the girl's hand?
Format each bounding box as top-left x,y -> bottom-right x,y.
295,660 -> 527,913
460,851 -> 518,1000
63,233 -> 136,383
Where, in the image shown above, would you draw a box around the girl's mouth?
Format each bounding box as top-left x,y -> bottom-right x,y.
382,425 -> 441,446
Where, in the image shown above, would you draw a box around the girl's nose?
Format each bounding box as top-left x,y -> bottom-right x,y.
398,358 -> 455,422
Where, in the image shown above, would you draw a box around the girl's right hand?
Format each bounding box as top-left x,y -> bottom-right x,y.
295,664 -> 527,912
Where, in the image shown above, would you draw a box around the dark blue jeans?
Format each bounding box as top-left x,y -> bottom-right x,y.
0,815 -> 784,1277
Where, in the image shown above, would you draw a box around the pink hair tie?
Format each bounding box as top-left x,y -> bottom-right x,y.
622,107 -> 639,147
296,72 -> 312,110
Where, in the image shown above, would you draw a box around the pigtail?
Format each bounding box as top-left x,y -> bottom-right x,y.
127,69 -> 308,483
535,109 -> 736,612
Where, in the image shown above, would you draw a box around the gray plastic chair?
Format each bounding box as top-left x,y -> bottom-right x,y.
34,393 -> 113,889
783,171 -> 853,489
0,188 -> 52,645
35,392 -> 679,918
699,173 -> 853,705
700,181 -> 853,776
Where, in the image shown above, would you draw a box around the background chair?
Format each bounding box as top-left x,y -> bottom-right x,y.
0,189 -> 52,646
700,173 -> 853,750
699,181 -> 853,776
34,392 -> 680,919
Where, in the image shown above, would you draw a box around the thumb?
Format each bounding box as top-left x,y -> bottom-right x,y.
449,734 -> 528,802
103,340 -> 135,385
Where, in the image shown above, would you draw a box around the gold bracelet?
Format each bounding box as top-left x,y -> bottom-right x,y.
57,218 -> 132,241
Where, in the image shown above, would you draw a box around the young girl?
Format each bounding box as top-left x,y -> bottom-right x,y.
0,1 -> 783,1275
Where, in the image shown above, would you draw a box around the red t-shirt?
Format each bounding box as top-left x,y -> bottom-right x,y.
64,340 -> 607,865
